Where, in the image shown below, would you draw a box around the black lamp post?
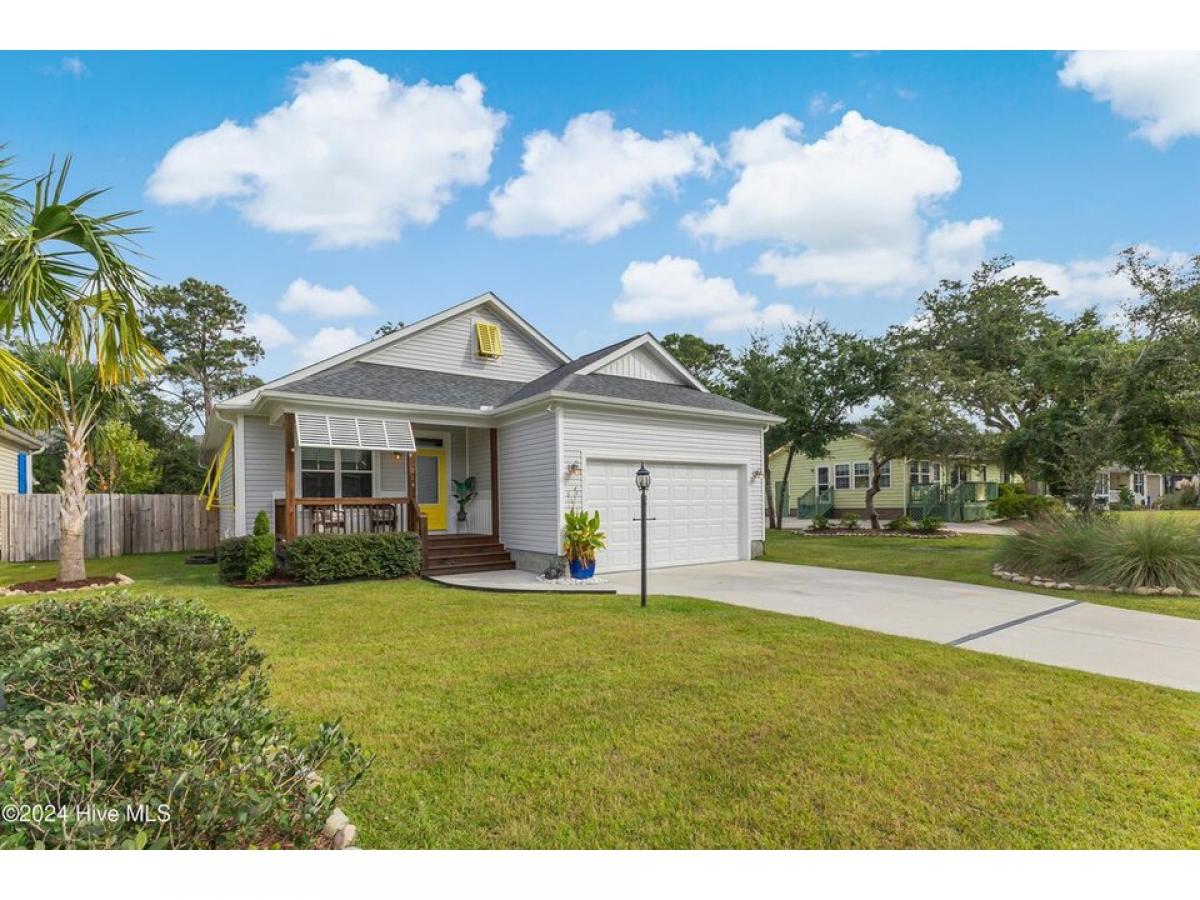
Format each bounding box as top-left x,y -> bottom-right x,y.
635,463 -> 653,608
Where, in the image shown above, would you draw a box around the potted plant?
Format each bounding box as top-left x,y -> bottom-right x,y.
562,509 -> 606,579
451,476 -> 477,523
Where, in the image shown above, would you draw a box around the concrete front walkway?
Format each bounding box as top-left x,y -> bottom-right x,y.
604,561 -> 1200,692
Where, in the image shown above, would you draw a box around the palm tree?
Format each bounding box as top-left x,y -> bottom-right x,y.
0,155 -> 159,582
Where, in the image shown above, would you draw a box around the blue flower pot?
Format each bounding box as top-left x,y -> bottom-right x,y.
568,557 -> 596,580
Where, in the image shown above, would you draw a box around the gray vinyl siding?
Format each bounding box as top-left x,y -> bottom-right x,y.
465,426 -> 493,534
362,303 -> 559,383
242,416 -> 284,534
0,442 -> 19,493
560,406 -> 764,542
378,451 -> 407,496
498,412 -> 559,553
594,346 -> 683,384
218,449 -> 235,539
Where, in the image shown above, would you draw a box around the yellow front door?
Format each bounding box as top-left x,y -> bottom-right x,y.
416,447 -> 447,531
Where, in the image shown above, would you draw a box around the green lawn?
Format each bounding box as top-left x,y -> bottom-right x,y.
4,552 -> 1200,848
763,530 -> 1200,621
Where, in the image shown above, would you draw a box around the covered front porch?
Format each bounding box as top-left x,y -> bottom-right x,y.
270,410 -> 500,549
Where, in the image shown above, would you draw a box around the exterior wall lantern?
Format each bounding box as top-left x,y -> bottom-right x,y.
634,463 -> 654,608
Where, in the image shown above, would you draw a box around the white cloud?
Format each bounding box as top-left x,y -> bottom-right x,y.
684,111 -> 1000,292
1008,257 -> 1133,319
42,56 -> 88,78
296,326 -> 364,365
278,278 -> 375,319
61,57 -> 88,77
244,312 -> 295,350
612,255 -> 803,334
808,92 -> 845,116
470,111 -> 716,242
147,59 -> 507,248
1059,51 -> 1200,147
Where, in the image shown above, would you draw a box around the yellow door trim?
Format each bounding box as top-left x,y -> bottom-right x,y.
416,447 -> 447,531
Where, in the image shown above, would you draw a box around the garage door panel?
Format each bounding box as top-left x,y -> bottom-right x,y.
585,459 -> 741,572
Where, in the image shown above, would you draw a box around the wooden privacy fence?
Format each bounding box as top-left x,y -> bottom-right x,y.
0,493 -> 219,562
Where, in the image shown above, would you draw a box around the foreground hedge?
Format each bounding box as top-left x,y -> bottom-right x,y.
286,532 -> 422,585
0,595 -> 370,849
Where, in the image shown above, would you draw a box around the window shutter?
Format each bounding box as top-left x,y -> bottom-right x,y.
294,414 -> 415,452
475,321 -> 502,358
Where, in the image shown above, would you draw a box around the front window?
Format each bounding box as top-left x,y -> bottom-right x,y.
1133,472 -> 1146,495
1096,472 -> 1110,495
341,449 -> 374,498
853,462 -> 871,489
301,447 -> 335,498
835,464 -> 851,490
909,460 -> 931,485
877,461 -> 892,489
300,447 -> 374,498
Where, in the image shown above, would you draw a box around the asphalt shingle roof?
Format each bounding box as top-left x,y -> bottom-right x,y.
275,339 -> 773,419
281,362 -> 518,410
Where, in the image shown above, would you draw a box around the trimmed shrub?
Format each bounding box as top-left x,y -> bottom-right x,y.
810,513 -> 830,531
0,595 -> 263,718
286,531 -> 422,585
244,510 -> 277,583
0,594 -> 370,849
217,536 -> 250,583
840,512 -> 859,530
917,515 -> 944,534
989,483 -> 1053,520
1086,516 -> 1200,591
886,516 -> 913,532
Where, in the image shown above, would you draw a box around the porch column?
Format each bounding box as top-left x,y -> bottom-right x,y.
406,449 -> 418,525
490,427 -> 499,538
283,412 -> 297,542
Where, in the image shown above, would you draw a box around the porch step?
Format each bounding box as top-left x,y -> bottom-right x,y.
424,533 -> 515,575
425,559 -> 517,576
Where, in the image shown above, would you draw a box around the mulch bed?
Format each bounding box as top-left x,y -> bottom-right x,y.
789,528 -> 953,539
5,575 -> 126,594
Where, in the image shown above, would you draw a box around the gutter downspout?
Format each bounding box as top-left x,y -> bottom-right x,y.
26,435 -> 47,494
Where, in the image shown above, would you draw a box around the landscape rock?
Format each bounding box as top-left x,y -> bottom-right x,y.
323,807 -> 349,838
1133,586 -> 1161,596
1056,582 -> 1073,590
333,823 -> 357,849
1161,587 -> 1185,597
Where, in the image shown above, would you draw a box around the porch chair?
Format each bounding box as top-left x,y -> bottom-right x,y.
311,506 -> 347,534
369,503 -> 397,533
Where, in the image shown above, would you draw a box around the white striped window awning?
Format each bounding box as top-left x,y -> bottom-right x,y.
294,414 -> 416,452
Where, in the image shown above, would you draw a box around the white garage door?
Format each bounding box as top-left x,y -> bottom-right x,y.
585,460 -> 742,571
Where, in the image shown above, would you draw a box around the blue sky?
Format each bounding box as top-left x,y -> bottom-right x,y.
2,50 -> 1198,379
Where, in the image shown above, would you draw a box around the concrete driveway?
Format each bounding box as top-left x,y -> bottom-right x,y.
605,561 -> 1200,693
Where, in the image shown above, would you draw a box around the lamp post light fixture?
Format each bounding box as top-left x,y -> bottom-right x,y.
634,463 -> 654,608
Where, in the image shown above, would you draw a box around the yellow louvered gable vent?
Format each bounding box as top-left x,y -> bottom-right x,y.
475,321 -> 502,358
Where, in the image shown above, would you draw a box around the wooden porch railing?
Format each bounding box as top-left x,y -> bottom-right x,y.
274,496 -> 429,569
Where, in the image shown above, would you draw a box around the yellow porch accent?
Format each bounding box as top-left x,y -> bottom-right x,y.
416,446 -> 448,531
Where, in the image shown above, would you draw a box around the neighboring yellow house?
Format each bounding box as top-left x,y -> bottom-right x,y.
768,429 -> 1014,522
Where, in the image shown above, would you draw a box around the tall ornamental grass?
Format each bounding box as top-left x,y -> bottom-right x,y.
995,514 -> 1200,591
